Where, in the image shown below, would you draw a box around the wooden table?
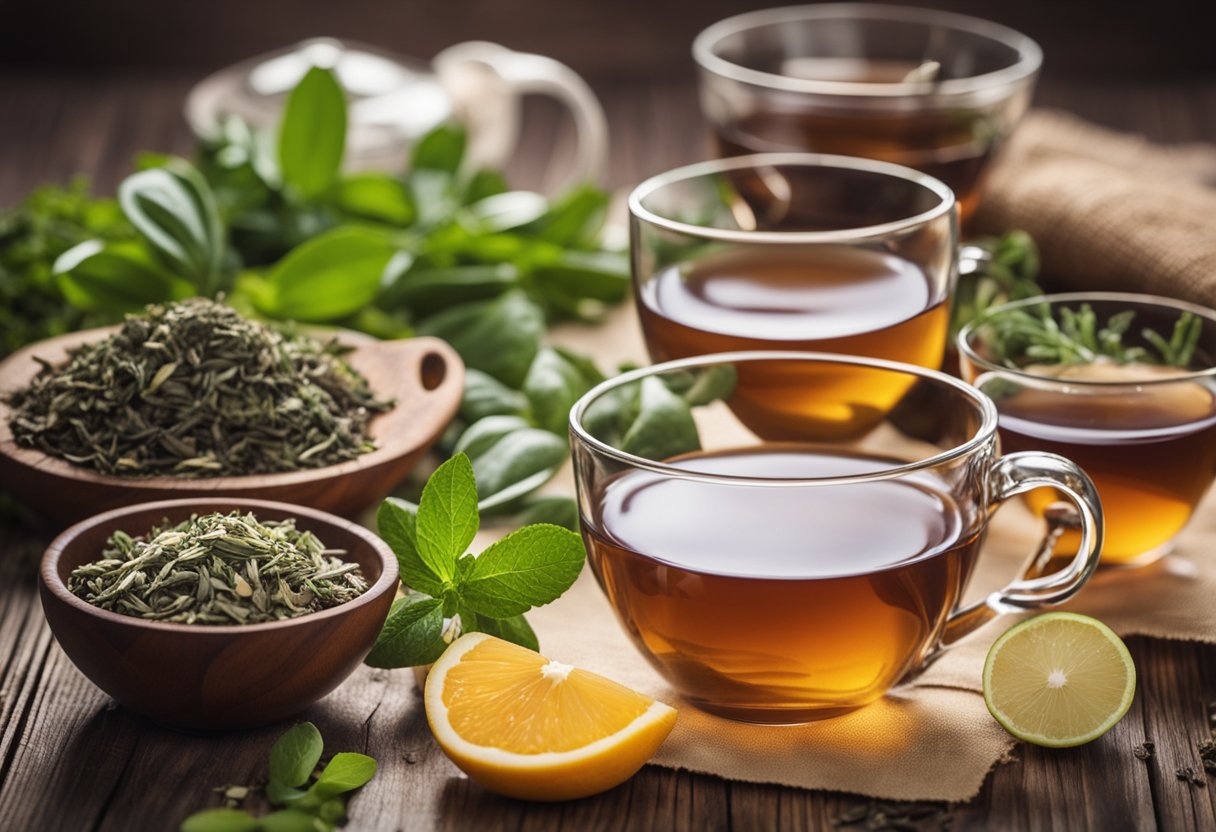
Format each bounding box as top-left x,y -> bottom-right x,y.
2,71 -> 1216,831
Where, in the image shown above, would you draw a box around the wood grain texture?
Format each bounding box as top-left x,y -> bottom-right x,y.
1,71 -> 1216,830
0,329 -> 464,523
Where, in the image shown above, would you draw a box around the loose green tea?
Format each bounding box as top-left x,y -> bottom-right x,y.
69,511 -> 367,624
8,297 -> 391,477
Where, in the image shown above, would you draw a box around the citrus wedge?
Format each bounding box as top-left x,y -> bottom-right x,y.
983,612 -> 1136,748
424,633 -> 678,801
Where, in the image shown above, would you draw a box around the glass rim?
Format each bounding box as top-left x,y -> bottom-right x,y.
693,3 -> 1043,100
958,291 -> 1216,386
627,152 -> 956,245
568,351 -> 998,487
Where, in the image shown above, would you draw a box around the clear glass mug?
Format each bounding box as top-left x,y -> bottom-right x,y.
694,4 -> 1041,222
569,352 -> 1103,723
630,153 -> 984,441
959,292 -> 1216,566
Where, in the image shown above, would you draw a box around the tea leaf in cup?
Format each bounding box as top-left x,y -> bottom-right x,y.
269,722 -> 324,789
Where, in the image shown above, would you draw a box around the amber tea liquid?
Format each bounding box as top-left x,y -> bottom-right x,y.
583,445 -> 982,722
995,367 -> 1216,563
636,246 -> 948,440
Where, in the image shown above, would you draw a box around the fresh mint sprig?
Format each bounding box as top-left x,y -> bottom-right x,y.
982,302 -> 1202,369
180,722 -> 376,832
365,453 -> 585,667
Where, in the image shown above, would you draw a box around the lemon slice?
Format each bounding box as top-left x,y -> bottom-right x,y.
983,612 -> 1136,748
424,633 -> 678,801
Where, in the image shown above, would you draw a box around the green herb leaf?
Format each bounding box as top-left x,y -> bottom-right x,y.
54,239 -> 189,312
261,226 -> 396,321
363,594 -> 446,668
522,348 -> 594,435
460,369 -> 530,422
417,290 -> 544,388
462,191 -> 549,234
308,752 -> 378,799
334,173 -> 414,225
411,124 -> 467,173
531,250 -> 630,307
376,498 -> 445,597
258,809 -> 320,832
454,415 -> 533,459
467,427 -> 567,503
526,184 -> 609,247
380,263 -> 518,317
265,781 -> 307,807
459,524 -> 585,618
269,722 -> 324,789
179,808 -> 260,832
416,453 -> 479,578
514,496 -> 580,532
620,376 -> 700,460
278,67 -> 347,199
462,606 -> 540,651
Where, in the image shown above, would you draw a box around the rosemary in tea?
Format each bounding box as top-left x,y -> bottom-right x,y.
8,297 -> 391,477
68,511 -> 368,624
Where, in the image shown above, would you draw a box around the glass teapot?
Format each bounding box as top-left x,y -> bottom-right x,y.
185,38 -> 608,190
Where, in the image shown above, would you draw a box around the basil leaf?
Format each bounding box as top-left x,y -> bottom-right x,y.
117,161 -> 224,288
463,607 -> 539,652
262,226 -> 396,321
522,347 -> 598,435
179,808 -> 259,832
514,496 -> 580,532
459,524 -> 586,618
454,415 -> 532,460
580,380 -> 640,446
363,595 -> 446,668
258,810 -> 318,832
526,184 -> 608,247
467,427 -> 567,501
416,453 -> 479,578
269,722 -> 324,789
531,250 -> 630,304
462,191 -> 549,234
278,66 -> 347,199
621,376 -> 700,461
309,752 -> 377,798
54,239 -> 188,312
417,290 -> 544,388
460,369 -> 529,422
335,173 -> 414,225
411,124 -> 466,173
380,263 -> 518,317
376,498 -> 445,597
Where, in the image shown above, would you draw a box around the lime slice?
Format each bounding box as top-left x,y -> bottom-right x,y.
983,612 -> 1136,748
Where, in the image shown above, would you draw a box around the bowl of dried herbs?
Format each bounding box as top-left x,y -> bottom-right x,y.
38,497 -> 398,731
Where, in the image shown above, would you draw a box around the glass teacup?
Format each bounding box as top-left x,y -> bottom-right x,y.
570,352 -> 1102,723
694,4 -> 1041,222
959,292 -> 1216,565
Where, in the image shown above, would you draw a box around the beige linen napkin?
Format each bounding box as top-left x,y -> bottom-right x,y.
499,302 -> 1216,802
973,110 -> 1216,302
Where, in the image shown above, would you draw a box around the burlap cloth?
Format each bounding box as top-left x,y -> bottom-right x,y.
505,120 -> 1216,800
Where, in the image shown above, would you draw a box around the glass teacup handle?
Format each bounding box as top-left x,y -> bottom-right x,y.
939,452 -> 1104,646
433,41 -> 608,191
958,244 -> 991,278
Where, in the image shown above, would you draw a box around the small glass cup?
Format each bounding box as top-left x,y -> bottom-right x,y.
569,352 -> 1102,724
694,4 -> 1041,222
959,292 -> 1216,566
630,153 -> 975,440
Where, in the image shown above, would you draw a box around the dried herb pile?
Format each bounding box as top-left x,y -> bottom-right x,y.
8,298 -> 391,477
68,512 -> 367,625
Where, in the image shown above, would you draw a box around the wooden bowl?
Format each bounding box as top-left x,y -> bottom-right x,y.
0,327 -> 464,524
39,498 -> 398,732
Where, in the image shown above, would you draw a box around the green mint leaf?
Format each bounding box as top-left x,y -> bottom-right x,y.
411,124 -> 467,173
466,609 -> 540,652
531,249 -> 630,308
335,173 -> 415,225
376,498 -> 445,597
416,453 -> 479,578
460,370 -> 530,423
462,169 -> 510,204
454,415 -> 532,460
54,239 -> 189,312
620,376 -> 701,461
308,752 -> 377,799
459,524 -> 585,618
179,808 -> 259,832
417,291 -> 544,388
514,496 -> 579,532
363,595 -> 446,668
523,347 -> 598,435
526,183 -> 609,247
261,226 -> 396,321
269,722 -> 324,789
468,427 -> 567,506
265,780 -> 307,807
278,66 -> 347,199
259,809 -> 320,832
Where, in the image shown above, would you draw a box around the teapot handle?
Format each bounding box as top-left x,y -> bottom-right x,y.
433,41 -> 608,191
